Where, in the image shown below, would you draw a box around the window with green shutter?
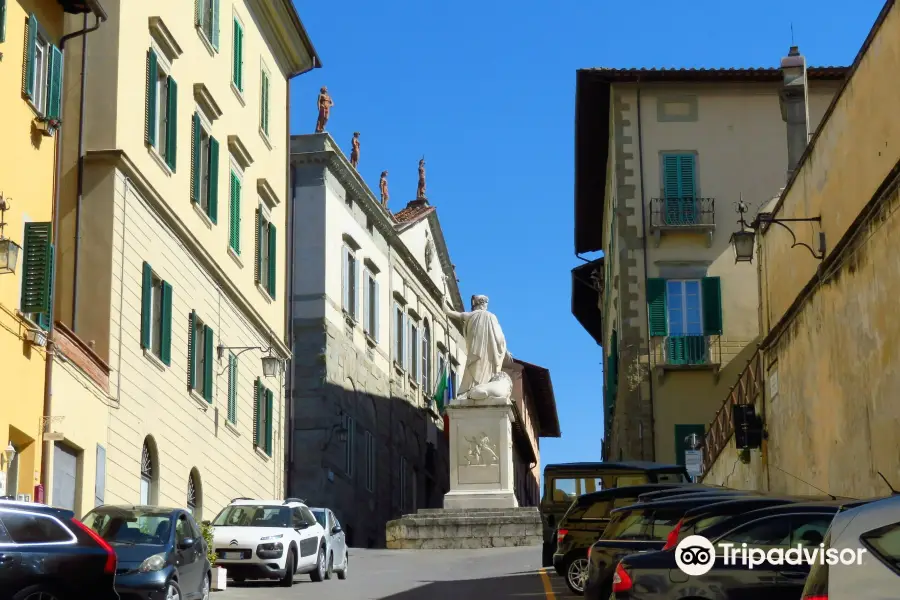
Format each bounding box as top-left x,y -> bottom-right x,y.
253,378 -> 262,447
267,222 -> 277,296
196,0 -> 219,50
229,171 -> 241,253
674,424 -> 706,467
144,48 -> 177,169
23,15 -> 62,120
253,378 -> 271,453
662,153 -> 698,225
188,312 -> 213,401
701,277 -> 723,335
232,17 -> 243,92
190,112 -> 218,222
227,353 -> 238,424
264,388 -> 273,456
1,0 -> 7,43
20,222 -> 54,331
256,208 -> 275,297
260,69 -> 270,136
656,277 -> 723,365
647,278 -> 667,337
140,262 -> 173,365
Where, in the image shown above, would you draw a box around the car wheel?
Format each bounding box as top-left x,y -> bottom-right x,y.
14,585 -> 63,600
310,546 -> 327,582
280,548 -> 296,587
337,551 -> 348,580
200,572 -> 210,600
564,555 -> 589,595
165,580 -> 183,600
324,552 -> 334,580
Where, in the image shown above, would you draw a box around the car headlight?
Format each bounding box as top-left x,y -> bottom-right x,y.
138,553 -> 167,573
258,542 -> 283,552
260,534 -> 283,541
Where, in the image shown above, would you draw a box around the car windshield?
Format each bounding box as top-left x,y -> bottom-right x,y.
311,510 -> 326,528
212,505 -> 291,528
82,508 -> 173,545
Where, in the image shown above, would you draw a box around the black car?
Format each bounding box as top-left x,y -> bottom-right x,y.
583,495 -> 825,600
552,483 -> 685,594
82,505 -> 211,600
612,502 -> 853,600
0,499 -> 118,600
635,485 -> 752,503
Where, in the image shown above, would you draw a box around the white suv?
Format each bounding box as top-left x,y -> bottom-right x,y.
210,497 -> 328,586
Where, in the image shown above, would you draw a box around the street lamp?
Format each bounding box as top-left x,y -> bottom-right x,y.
4,442 -> 14,467
217,344 -> 285,378
730,199 -> 825,263
261,355 -> 281,378
0,196 -> 22,275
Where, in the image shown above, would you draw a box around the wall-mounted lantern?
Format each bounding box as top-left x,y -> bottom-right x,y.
217,344 -> 285,378
730,198 -> 825,263
0,196 -> 22,275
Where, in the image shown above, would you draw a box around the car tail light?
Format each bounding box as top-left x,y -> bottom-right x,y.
612,562 -> 632,593
587,545 -> 592,561
803,597 -> 828,600
557,529 -> 568,545
662,518 -> 684,551
71,518 -> 117,574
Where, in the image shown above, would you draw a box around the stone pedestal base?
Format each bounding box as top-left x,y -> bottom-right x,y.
443,489 -> 518,510
385,507 -> 542,550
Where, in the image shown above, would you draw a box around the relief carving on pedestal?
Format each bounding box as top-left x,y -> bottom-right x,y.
461,433 -> 499,466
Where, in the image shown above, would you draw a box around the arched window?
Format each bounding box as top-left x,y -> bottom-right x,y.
422,320 -> 431,394
140,438 -> 156,505
187,469 -> 202,519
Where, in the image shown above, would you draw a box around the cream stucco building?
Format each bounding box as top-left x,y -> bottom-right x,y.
289,134 -> 467,547
572,60 -> 846,466
39,0 -> 319,517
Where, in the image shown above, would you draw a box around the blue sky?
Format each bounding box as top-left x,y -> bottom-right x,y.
288,0 -> 885,469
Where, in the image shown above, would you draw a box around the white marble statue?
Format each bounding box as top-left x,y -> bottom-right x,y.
443,294 -> 514,401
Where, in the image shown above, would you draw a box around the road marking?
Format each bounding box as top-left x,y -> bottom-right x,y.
539,568 -> 556,599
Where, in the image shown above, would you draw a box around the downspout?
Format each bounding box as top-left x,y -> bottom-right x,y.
41,9 -> 106,494
635,82 -> 656,461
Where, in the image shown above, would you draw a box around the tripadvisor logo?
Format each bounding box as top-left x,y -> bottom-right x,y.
674,535 -> 866,576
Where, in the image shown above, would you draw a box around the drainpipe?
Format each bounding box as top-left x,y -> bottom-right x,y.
635,82 -> 656,461
285,162 -> 296,495
41,8 -> 106,495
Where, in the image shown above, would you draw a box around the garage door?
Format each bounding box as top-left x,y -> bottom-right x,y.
53,443 -> 78,511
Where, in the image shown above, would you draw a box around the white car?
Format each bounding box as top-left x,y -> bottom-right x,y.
310,506 -> 349,579
210,497 -> 328,586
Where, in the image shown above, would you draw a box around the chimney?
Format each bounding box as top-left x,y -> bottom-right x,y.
779,46 -> 811,181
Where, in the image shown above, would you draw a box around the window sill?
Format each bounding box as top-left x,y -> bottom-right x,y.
343,311 -> 358,328
231,82 -> 245,106
225,420 -> 240,436
393,362 -> 405,376
190,389 -> 211,410
254,447 -> 271,461
197,27 -> 217,56
25,98 -> 45,120
228,246 -> 244,268
143,348 -> 168,372
148,145 -> 175,177
257,283 -> 274,303
364,333 -> 377,347
259,128 -> 273,150
192,200 -> 214,229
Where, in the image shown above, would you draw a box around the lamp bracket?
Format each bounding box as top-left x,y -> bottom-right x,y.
752,215 -> 825,260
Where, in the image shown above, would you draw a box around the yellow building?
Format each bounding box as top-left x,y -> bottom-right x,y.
703,0 -> 900,498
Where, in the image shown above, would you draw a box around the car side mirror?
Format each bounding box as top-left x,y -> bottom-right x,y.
179,537 -> 195,549
332,525 -> 342,534
295,523 -> 308,531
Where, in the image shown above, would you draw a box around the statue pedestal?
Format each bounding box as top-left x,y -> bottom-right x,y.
443,395 -> 518,509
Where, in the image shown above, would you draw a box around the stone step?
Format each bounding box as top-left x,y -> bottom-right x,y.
386,535 -> 542,550
417,507 -> 539,515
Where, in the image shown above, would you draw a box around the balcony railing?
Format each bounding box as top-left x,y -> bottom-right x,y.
650,198 -> 716,237
700,350 -> 763,477
652,335 -> 721,370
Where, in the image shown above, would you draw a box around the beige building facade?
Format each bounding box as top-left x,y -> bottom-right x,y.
41,0 -> 319,516
703,0 -> 900,498
573,63 -> 845,467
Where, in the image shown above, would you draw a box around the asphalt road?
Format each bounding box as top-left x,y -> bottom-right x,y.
221,546 -> 577,600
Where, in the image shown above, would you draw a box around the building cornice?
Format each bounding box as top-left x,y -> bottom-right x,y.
291,141 -> 464,312
246,0 -> 321,78
83,149 -> 290,358
193,83 -> 223,121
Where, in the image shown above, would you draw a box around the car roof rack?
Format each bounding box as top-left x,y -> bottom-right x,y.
284,498 -> 306,505
231,497 -> 255,503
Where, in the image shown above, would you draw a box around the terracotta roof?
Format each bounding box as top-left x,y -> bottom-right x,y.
515,359 -> 561,438
577,66 -> 848,82
393,202 -> 435,224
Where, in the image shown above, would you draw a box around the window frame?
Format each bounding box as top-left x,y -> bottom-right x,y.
149,45 -> 177,169
409,318 -> 420,384
665,279 -> 703,337
191,110 -> 218,222
31,31 -> 50,115
227,353 -> 238,425
256,205 -> 276,297
393,303 -> 406,369
231,12 -> 245,96
228,162 -> 243,254
344,414 -> 355,477
342,245 -> 359,321
140,262 -> 173,365
253,378 -> 274,456
363,269 -> 379,341
259,62 -> 271,140
364,430 -> 375,492
421,320 -> 431,394
195,0 -> 220,52
188,311 -> 214,403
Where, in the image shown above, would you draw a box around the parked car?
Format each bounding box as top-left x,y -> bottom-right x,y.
540,461 -> 689,566
81,504 -> 211,600
585,496 -> 850,600
802,495 -> 900,599
635,484 -> 752,503
0,499 -> 118,600
309,507 -> 349,580
612,501 -> 847,599
551,483 -> 684,594
209,497 -> 327,586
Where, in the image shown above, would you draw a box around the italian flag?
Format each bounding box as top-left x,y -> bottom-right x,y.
432,363 -> 451,415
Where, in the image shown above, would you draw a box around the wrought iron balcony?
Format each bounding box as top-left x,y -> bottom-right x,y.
652,335 -> 721,377
650,197 -> 716,246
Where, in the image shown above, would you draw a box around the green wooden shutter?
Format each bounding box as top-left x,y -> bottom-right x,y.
47,45 -> 63,119
208,137 -> 219,222
267,223 -> 276,295
203,324 -> 213,403
647,278 -> 668,337
190,113 -> 201,202
211,0 -> 220,50
145,49 -> 158,146
165,77 -> 178,170
1,0 -> 8,44
674,424 -> 706,467
679,155 -> 696,199
23,14 -> 37,99
232,19 -> 242,90
160,281 -> 173,365
229,173 -> 240,252
662,155 -> 679,199
701,276 -> 723,335
253,378 -> 261,446
20,222 -> 52,314
227,354 -> 237,423
254,209 -> 261,284
264,388 -> 273,455
140,262 -> 152,349
37,245 -> 55,330
187,310 -> 196,390
662,154 -> 696,198
194,0 -> 200,25
260,71 -> 269,134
